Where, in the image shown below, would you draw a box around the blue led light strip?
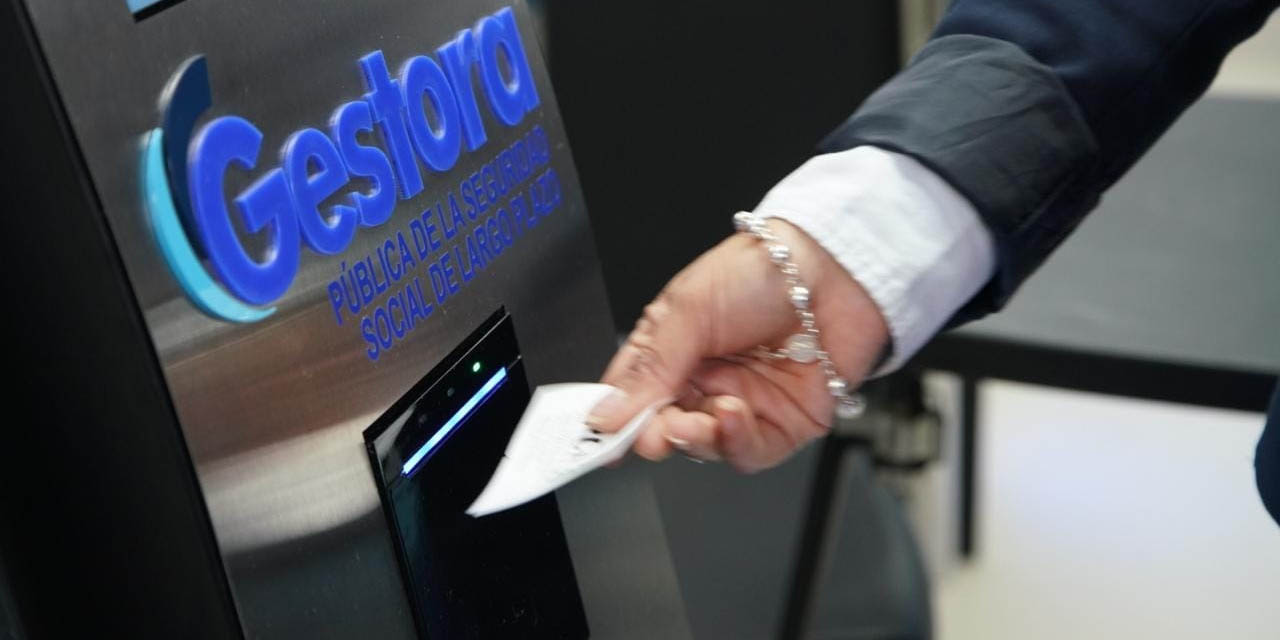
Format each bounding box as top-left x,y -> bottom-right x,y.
401,367 -> 507,477
126,0 -> 166,14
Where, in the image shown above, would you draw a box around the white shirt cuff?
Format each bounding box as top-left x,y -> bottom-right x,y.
756,146 -> 996,375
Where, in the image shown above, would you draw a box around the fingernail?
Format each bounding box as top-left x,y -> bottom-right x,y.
665,434 -> 691,449
586,389 -> 628,427
717,399 -> 742,435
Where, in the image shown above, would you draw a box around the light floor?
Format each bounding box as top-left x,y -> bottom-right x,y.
932,381 -> 1280,640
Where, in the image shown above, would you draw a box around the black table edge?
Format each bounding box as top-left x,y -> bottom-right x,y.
913,334 -> 1278,413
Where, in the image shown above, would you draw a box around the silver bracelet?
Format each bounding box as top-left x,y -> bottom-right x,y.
733,211 -> 865,420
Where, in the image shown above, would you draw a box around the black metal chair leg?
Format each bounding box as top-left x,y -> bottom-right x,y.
959,376 -> 979,558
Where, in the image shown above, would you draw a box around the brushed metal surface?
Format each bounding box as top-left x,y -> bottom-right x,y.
21,1 -> 690,637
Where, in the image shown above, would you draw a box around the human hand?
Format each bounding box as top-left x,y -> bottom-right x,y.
587,218 -> 890,472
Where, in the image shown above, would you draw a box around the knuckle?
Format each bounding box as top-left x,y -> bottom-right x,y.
654,277 -> 701,317
620,335 -> 676,389
643,296 -> 674,323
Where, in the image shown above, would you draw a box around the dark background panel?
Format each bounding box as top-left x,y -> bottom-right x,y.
539,0 -> 902,328
648,449 -> 819,640
536,4 -> 905,638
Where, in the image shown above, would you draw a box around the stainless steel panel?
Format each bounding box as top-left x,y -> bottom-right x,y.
21,1 -> 690,637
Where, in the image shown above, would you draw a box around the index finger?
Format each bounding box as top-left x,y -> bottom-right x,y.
587,292 -> 705,432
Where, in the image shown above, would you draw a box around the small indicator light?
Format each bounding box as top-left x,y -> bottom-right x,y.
402,367 -> 507,477
472,361 -> 482,373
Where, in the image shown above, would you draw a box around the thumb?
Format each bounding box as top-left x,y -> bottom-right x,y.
587,289 -> 706,432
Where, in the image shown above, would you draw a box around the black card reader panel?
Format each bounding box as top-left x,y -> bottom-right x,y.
364,309 -> 589,639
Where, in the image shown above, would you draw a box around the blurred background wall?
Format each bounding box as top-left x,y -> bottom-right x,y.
531,4 -> 905,638
535,0 -> 901,331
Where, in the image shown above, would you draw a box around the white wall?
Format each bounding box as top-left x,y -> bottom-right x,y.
1212,12 -> 1280,98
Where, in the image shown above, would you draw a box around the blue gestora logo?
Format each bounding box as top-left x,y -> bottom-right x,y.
142,6 -> 539,323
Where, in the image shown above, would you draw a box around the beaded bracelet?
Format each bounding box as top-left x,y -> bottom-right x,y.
733,211 -> 865,420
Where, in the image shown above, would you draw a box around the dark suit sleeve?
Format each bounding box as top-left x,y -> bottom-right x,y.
820,0 -> 1278,323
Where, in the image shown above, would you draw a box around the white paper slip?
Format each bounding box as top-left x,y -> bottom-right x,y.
467,383 -> 669,517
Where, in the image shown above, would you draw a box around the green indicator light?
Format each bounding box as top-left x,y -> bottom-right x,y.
472,361 -> 482,373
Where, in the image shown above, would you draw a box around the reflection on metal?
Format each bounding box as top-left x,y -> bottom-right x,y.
0,552 -> 23,640
200,412 -> 382,555
23,0 -> 694,635
141,128 -> 274,323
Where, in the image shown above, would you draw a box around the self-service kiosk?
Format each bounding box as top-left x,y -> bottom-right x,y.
0,1 -> 691,637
